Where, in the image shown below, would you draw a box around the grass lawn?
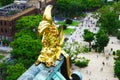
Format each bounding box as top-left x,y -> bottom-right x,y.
57,21 -> 80,26
63,28 -> 75,35
0,55 -> 5,60
71,21 -> 80,26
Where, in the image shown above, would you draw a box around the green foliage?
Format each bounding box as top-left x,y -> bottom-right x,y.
95,29 -> 109,52
2,39 -> 9,46
16,15 -> 42,30
63,28 -> 75,35
57,21 -> 65,25
98,11 -> 120,35
114,50 -> 120,79
65,19 -> 73,24
83,29 -> 94,51
0,0 -> 14,6
115,50 -> 120,60
117,31 -> 120,40
10,35 -> 42,68
83,46 -> 89,53
114,60 -> 120,80
10,15 -> 43,68
0,55 -> 4,60
0,62 -> 7,80
6,63 -> 26,80
71,21 -> 80,26
56,0 -> 103,17
75,57 -> 90,67
16,15 -> 42,39
63,42 -> 88,62
113,1 -> 120,12
97,5 -> 111,14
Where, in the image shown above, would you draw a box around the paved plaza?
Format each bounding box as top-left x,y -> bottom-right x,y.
65,13 -> 119,80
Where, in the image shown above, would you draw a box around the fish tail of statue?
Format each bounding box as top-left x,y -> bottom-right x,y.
42,5 -> 53,23
35,5 -> 65,67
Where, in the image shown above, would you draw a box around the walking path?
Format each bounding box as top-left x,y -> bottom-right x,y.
64,13 -> 119,80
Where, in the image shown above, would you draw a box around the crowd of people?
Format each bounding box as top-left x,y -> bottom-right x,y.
67,13 -> 99,43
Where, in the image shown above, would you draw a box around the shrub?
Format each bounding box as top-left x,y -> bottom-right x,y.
114,60 -> 120,80
65,19 -> 73,24
75,57 -> 90,68
83,46 -> 89,53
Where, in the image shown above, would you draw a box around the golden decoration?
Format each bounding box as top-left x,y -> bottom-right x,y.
35,5 -> 64,67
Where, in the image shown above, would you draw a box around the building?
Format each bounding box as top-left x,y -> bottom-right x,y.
0,3 -> 37,41
28,0 -> 56,13
0,0 -> 56,41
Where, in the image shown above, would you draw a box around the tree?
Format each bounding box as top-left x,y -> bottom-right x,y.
98,11 -> 120,35
0,0 -> 14,6
63,41 -> 89,62
114,50 -> 120,79
6,63 -> 26,80
83,29 -> 94,51
114,60 -> 120,80
113,1 -> 120,12
117,31 -> 120,40
10,15 -> 43,68
16,15 -> 42,39
115,50 -> 120,60
0,62 -> 7,80
95,29 -> 109,52
56,0 -> 103,17
10,35 -> 42,68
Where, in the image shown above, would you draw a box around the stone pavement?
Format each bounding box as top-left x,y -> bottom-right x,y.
71,52 -> 118,80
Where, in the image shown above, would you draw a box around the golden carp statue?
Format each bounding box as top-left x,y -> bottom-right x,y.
35,5 -> 64,67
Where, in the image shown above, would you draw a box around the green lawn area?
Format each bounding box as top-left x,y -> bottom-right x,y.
0,55 -> 5,60
63,28 -> 75,35
57,21 -> 80,26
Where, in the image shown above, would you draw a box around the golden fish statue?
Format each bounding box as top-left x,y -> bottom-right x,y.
35,5 -> 64,67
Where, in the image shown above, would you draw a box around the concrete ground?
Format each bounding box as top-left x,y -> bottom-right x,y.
71,52 -> 118,80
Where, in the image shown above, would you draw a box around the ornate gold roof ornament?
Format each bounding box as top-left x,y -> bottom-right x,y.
35,5 -> 64,67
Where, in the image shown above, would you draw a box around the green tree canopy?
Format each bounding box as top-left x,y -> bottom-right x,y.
0,0 -> 14,6
56,0 -> 102,17
114,60 -> 120,80
16,15 -> 42,39
95,29 -> 109,52
10,15 -> 42,68
6,63 -> 26,80
117,31 -> 120,40
114,50 -> 120,79
83,29 -> 94,51
10,35 -> 42,68
113,1 -> 120,12
115,50 -> 120,60
98,11 -> 120,35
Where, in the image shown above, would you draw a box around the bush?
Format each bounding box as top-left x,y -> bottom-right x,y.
83,46 -> 89,53
114,60 -> 120,80
65,19 -> 73,24
75,57 -> 90,68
